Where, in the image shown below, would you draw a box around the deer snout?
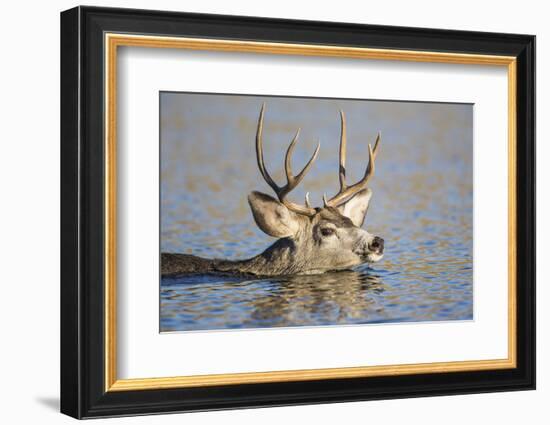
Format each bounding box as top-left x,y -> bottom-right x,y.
368,236 -> 384,254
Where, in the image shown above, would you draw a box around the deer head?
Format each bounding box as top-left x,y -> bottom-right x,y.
247,104 -> 384,275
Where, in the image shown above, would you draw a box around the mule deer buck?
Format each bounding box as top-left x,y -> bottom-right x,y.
161,104 -> 384,277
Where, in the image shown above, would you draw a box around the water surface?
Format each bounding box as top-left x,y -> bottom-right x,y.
160,93 -> 473,332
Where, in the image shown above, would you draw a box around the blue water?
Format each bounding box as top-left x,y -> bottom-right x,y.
160,93 -> 473,332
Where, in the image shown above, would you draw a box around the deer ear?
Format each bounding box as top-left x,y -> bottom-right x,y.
337,188 -> 373,227
247,191 -> 301,238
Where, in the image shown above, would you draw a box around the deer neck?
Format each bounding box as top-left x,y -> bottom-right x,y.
214,236 -> 308,276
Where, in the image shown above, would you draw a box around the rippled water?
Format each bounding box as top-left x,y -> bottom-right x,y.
160,92 -> 473,332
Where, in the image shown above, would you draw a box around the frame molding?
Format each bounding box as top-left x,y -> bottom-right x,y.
104,33 -> 517,392
61,6 -> 535,419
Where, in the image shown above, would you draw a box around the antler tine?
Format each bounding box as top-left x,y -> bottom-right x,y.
327,143 -> 376,207
338,110 -> 347,192
372,131 -> 381,161
255,103 -> 280,195
284,128 -> 301,186
359,131 -> 380,174
255,104 -> 318,216
305,192 -> 311,208
363,131 -> 381,177
285,133 -> 320,193
326,112 -> 381,207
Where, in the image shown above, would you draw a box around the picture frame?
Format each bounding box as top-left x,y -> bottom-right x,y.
60,5 -> 535,419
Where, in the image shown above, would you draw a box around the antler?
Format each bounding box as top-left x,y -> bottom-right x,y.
255,103 -> 320,216
325,110 -> 380,207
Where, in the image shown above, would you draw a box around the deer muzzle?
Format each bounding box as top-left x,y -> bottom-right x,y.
368,236 -> 384,255
353,234 -> 384,263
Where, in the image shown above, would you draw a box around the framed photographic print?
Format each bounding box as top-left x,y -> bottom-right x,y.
60,6 -> 535,419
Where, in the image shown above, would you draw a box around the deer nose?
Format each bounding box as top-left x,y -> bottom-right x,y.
369,237 -> 384,253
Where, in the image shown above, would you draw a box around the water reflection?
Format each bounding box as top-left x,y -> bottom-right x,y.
161,269 -> 386,332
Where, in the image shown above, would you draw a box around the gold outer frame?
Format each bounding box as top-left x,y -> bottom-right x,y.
104,33 -> 517,392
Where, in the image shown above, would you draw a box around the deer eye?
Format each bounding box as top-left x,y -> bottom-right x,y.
320,227 -> 335,237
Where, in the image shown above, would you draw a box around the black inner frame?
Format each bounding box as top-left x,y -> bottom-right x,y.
60,6 -> 535,419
